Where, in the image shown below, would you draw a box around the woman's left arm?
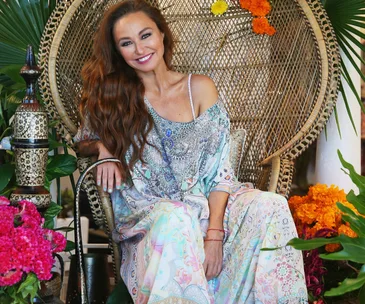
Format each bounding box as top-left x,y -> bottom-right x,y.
203,191 -> 229,280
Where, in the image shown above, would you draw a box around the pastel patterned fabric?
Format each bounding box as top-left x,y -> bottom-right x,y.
74,98 -> 308,304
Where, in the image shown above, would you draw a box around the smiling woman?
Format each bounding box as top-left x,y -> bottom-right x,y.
113,13 -> 165,71
73,0 -> 308,303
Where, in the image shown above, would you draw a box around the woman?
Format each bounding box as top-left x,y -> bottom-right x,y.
74,0 -> 308,303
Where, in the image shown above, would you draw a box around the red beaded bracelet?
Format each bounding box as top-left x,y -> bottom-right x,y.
204,239 -> 223,242
207,228 -> 225,233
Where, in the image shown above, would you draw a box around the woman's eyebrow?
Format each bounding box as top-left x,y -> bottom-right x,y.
119,27 -> 153,40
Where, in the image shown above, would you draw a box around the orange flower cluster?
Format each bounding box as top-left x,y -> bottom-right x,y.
289,184 -> 358,252
252,18 -> 275,36
239,0 -> 276,35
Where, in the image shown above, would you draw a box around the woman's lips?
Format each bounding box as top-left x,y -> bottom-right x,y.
136,53 -> 153,64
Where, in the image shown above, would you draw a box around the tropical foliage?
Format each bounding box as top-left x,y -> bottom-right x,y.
289,150 -> 365,301
0,0 -> 77,203
320,0 -> 365,133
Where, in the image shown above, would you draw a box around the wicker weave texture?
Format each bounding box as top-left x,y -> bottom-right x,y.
39,0 -> 339,193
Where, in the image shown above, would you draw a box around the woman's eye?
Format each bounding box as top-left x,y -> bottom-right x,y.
141,33 -> 151,39
121,41 -> 132,47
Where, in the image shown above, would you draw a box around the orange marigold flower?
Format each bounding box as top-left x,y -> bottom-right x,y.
338,224 -> 357,238
249,0 -> 271,17
252,17 -> 276,36
239,0 -> 251,10
295,203 -> 317,225
288,195 -> 306,212
288,183 -> 356,239
325,243 -> 341,253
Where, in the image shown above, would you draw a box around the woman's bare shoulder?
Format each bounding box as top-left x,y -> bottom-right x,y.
190,74 -> 218,113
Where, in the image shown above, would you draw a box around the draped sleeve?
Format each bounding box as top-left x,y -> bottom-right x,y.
202,103 -> 236,196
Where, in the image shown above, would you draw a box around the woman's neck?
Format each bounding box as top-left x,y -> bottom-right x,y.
137,64 -> 177,96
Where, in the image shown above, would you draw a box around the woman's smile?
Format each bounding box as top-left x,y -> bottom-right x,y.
136,53 -> 154,64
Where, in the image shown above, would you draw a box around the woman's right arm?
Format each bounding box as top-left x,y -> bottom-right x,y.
76,140 -> 122,193
75,139 -> 102,157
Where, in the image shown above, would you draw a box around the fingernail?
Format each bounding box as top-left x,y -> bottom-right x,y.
108,188 -> 113,193
103,187 -> 107,192
116,185 -> 121,190
97,182 -> 101,186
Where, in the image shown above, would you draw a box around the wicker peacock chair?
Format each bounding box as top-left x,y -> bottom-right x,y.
39,0 -> 340,285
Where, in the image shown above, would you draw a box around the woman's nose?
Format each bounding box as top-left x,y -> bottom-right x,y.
135,42 -> 144,55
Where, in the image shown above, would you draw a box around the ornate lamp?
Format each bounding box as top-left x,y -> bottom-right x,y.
10,45 -> 51,209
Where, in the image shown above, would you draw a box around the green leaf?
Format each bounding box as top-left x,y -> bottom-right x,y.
0,65 -> 24,85
336,202 -> 365,237
17,273 -> 39,302
48,137 -> 67,151
338,150 -> 365,193
320,235 -> 365,264
107,278 -> 133,304
0,0 -> 59,68
54,226 -> 74,232
65,240 -> 75,252
359,283 -> 365,304
44,202 -> 62,220
339,83 -> 357,135
0,294 -> 12,304
0,163 -> 15,192
46,154 -> 77,181
324,265 -> 365,297
347,190 -> 365,215
287,237 -> 339,250
333,106 -> 342,138
341,62 -> 365,114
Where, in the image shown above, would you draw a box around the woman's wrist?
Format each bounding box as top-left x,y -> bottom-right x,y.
97,141 -> 114,159
206,229 -> 224,240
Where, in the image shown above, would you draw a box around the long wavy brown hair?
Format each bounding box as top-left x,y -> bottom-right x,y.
80,0 -> 174,181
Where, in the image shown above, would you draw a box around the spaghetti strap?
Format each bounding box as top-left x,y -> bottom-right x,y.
188,74 -> 196,121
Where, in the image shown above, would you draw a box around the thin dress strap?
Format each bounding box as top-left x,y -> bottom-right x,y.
188,74 -> 196,121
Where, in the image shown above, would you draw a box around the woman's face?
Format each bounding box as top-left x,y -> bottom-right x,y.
113,11 -> 165,73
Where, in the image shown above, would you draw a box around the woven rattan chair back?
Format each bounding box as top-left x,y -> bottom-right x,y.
39,0 -> 340,282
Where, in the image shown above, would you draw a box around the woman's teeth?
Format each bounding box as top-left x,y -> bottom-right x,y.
138,54 -> 152,62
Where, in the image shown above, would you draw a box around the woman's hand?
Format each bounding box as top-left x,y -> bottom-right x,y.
96,142 -> 122,193
203,230 -> 224,281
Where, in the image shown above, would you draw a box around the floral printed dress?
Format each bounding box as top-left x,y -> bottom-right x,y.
75,97 -> 308,304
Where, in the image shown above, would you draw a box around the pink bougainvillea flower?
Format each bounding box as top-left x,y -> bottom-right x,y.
0,196 -> 10,206
0,268 -> 23,286
44,229 -> 67,253
0,199 -> 67,287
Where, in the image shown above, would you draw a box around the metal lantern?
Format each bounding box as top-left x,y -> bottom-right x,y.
10,45 -> 51,209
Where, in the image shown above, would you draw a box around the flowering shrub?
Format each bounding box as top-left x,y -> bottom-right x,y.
289,184 -> 358,250
288,184 -> 360,301
0,196 -> 66,303
288,151 -> 365,302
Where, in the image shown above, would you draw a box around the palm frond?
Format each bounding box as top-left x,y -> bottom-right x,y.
333,106 -> 342,138
0,0 -> 59,68
322,0 -> 365,126
339,82 -> 358,136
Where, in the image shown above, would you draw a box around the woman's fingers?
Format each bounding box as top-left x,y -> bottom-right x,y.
96,166 -> 102,186
203,260 -> 208,275
102,165 -> 108,191
97,163 -> 122,192
114,167 -> 122,190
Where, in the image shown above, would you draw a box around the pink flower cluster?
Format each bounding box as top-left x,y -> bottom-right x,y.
0,196 -> 66,286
